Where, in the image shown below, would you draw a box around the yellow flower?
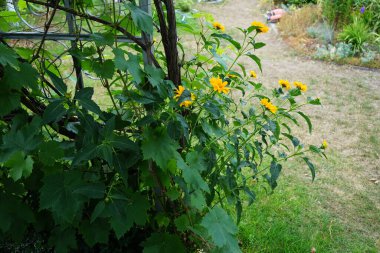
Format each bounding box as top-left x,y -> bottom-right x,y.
174,86 -> 195,108
213,21 -> 225,32
260,98 -> 277,113
322,140 -> 328,149
279,79 -> 291,90
210,76 -> 230,94
251,21 -> 269,33
250,70 -> 257,78
174,85 -> 185,100
294,81 -> 308,92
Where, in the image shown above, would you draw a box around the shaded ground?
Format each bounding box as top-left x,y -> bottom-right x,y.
197,0 -> 380,251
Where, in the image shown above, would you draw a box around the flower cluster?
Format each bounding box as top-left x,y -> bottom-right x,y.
213,21 -> 225,32
251,21 -> 269,33
260,98 -> 278,114
210,76 -> 230,94
279,79 -> 291,90
294,81 -> 308,92
174,85 -> 195,107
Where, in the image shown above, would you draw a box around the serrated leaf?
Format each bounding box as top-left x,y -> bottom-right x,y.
113,48 -> 128,71
0,44 -> 19,69
93,59 -> 115,79
125,2 -> 153,34
79,219 -> 109,246
142,233 -> 186,253
39,141 -> 64,165
48,227 -> 77,253
308,97 -> 321,105
90,33 -> 114,47
141,127 -> 179,170
0,90 -> 20,117
43,100 -> 67,123
200,207 -> 240,251
126,53 -> 144,84
4,151 -> 34,181
40,172 -> 85,224
73,183 -> 106,199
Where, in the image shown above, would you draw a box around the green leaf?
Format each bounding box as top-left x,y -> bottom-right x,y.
211,33 -> 241,50
90,32 -> 115,47
40,171 -> 85,224
125,2 -> 153,34
246,53 -> 262,72
43,100 -> 67,123
186,151 -> 207,172
91,201 -> 106,223
48,227 -> 77,253
126,53 -> 144,84
39,141 -> 64,165
0,44 -> 19,69
297,111 -> 313,134
1,62 -> 39,91
45,68 -> 67,94
93,59 -> 115,79
303,157 -> 316,181
142,233 -> 186,253
79,219 -> 109,246
200,207 -> 240,251
141,127 -> 179,170
113,48 -> 128,71
308,97 -> 321,105
176,156 -> 209,193
73,183 -> 106,199
0,90 -> 20,117
265,161 -> 282,190
289,88 -> 301,96
254,42 -> 266,49
4,151 -> 34,181
75,87 -> 102,115
174,215 -> 190,232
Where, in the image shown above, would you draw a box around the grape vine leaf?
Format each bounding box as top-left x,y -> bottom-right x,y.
200,207 -> 241,252
141,127 -> 179,170
79,219 -> 110,246
0,43 -> 19,69
141,233 -> 185,253
4,151 -> 34,181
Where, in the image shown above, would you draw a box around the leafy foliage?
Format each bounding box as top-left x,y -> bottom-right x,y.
0,1 -> 326,252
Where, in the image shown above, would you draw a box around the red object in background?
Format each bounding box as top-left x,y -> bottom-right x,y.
266,9 -> 286,23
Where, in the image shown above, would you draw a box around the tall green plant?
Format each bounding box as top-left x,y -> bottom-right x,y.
322,0 -> 353,29
339,17 -> 372,54
0,1 -> 326,252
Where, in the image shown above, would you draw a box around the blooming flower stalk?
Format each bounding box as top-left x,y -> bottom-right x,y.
260,98 -> 278,114
279,79 -> 290,90
213,21 -> 225,32
210,77 -> 230,94
174,85 -> 195,107
251,21 -> 269,33
294,81 -> 308,92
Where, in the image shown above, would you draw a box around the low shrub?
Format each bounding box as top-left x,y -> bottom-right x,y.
354,0 -> 380,33
307,22 -> 334,44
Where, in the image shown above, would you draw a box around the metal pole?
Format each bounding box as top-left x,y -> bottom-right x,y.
64,0 -> 84,90
139,0 -> 153,65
